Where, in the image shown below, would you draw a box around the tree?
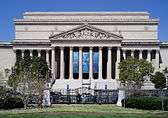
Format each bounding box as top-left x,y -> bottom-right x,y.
0,71 -> 4,85
119,58 -> 154,89
151,71 -> 166,111
8,55 -> 49,108
151,72 -> 166,89
31,57 -> 49,107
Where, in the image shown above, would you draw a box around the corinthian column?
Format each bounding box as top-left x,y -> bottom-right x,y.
99,47 -> 103,79
89,47 -> 93,79
30,50 -> 33,57
107,47 -> 112,79
123,49 -> 126,60
21,50 -> 24,58
46,50 -> 50,67
155,50 -> 160,71
139,50 -> 143,59
79,47 -> 83,79
147,50 -> 151,62
51,47 -> 55,79
60,47 -> 64,79
131,50 -> 134,58
116,47 -> 120,80
38,50 -> 41,57
69,47 -> 73,79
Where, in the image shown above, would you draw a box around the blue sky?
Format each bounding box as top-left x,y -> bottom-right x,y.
0,0 -> 167,41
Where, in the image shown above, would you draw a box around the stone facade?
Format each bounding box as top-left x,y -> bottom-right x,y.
0,12 -> 167,90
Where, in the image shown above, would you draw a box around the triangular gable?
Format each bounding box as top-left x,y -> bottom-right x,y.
50,24 -> 123,40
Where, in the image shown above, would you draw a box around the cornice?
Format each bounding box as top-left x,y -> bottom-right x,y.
122,42 -> 160,46
24,12 -> 150,16
160,42 -> 168,47
0,42 -> 13,47
14,19 -> 159,25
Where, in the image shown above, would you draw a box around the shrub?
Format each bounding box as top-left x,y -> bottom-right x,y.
122,97 -> 168,110
164,98 -> 168,111
0,97 -> 4,109
3,96 -> 24,109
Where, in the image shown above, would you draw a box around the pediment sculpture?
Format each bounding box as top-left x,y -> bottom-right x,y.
57,28 -> 111,40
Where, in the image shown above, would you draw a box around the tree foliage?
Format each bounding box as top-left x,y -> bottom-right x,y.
119,58 -> 154,89
151,71 -> 166,89
8,54 -> 49,108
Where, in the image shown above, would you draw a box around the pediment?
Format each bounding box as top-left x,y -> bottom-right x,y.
50,24 -> 123,40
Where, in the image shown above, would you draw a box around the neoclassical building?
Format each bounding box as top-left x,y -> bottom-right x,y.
0,12 -> 168,90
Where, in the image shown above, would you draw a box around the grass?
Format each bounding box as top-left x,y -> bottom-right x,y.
0,104 -> 168,118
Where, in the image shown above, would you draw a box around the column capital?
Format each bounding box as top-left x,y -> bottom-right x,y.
108,47 -> 112,50
99,46 -> 103,50
79,47 -> 83,50
69,46 -> 73,50
21,49 -> 25,53
51,47 -> 55,50
148,50 -> 152,53
122,49 -> 126,52
29,49 -> 33,52
90,47 -> 93,50
116,47 -> 121,50
139,49 -> 143,52
60,46 -> 64,50
46,49 -> 50,52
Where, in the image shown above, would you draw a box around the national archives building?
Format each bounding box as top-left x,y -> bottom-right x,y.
0,12 -> 168,90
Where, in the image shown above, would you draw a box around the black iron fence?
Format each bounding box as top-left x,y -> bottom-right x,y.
26,87 -> 168,105
50,88 -> 118,104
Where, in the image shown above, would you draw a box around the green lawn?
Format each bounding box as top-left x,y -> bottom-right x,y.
0,104 -> 168,118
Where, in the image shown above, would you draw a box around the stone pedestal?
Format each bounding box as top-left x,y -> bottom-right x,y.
43,89 -> 51,107
141,75 -> 155,90
117,89 -> 125,107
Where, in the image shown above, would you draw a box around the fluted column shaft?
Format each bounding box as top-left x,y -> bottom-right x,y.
46,50 -> 50,67
13,50 -> 17,63
38,50 -> 41,57
131,50 -> 134,58
99,47 -> 103,79
155,50 -> 160,71
69,47 -> 73,79
139,50 -> 143,59
60,47 -> 64,79
89,47 -> 93,79
123,50 -> 126,59
51,47 -> 55,79
30,50 -> 33,57
21,50 -> 24,58
107,47 -> 112,79
147,50 -> 151,62
79,47 -> 83,79
116,47 -> 120,80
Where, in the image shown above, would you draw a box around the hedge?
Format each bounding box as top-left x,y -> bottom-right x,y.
0,96 -> 24,109
122,97 -> 168,111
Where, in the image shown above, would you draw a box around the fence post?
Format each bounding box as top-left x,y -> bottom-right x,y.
161,89 -> 164,111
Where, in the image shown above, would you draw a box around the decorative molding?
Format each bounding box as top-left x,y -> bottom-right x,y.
50,24 -> 123,41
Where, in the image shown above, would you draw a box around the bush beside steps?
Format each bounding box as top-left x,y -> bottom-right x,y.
122,97 -> 168,111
